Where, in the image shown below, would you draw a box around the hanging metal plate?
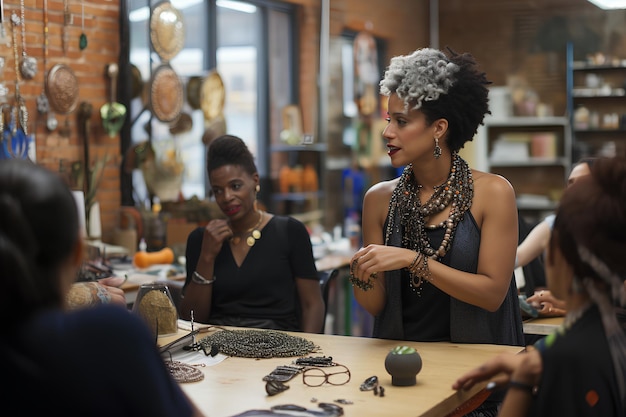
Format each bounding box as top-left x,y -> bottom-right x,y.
150,2 -> 185,62
46,64 -> 79,114
150,63 -> 183,123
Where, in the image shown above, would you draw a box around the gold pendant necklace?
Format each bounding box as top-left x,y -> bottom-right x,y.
230,211 -> 264,247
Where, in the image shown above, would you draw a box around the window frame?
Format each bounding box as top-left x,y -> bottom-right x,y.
119,0 -> 298,206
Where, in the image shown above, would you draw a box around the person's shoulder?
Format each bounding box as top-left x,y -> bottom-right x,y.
472,169 -> 515,197
68,305 -> 152,341
188,226 -> 204,238
186,226 -> 205,244
71,303 -> 133,323
365,177 -> 398,199
27,306 -> 153,358
280,214 -> 309,231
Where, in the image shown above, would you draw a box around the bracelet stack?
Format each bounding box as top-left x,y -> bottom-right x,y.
406,251 -> 431,289
192,271 -> 216,285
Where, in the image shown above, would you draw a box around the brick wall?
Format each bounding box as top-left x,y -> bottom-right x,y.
4,0 -> 121,240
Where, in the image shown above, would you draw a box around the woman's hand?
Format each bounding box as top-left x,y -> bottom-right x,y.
350,244 -> 415,281
452,348 -> 542,393
527,290 -> 566,317
66,281 -> 126,309
97,277 -> 127,306
200,219 -> 233,261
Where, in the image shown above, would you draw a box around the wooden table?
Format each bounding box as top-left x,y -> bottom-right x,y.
522,316 -> 563,336
159,329 -> 523,417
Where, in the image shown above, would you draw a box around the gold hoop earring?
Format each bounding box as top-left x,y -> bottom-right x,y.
433,137 -> 442,159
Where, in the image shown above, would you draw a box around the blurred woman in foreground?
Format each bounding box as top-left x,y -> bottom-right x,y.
454,156 -> 626,417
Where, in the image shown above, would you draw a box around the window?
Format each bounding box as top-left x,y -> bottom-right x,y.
123,0 -> 296,205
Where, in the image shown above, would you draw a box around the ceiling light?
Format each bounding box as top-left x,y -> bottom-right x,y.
587,0 -> 626,9
217,0 -> 257,14
129,0 -> 204,23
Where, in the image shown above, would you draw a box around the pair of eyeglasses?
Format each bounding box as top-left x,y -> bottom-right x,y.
302,364 -> 351,387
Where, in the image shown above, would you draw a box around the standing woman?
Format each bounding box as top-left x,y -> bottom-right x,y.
181,135 -> 324,333
350,48 -> 524,345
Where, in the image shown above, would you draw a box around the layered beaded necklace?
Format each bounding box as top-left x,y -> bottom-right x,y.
384,152 -> 474,288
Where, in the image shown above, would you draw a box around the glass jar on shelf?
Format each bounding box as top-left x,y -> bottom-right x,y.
574,104 -> 590,130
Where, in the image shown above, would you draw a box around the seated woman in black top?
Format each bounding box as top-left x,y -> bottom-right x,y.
180,135 -> 325,333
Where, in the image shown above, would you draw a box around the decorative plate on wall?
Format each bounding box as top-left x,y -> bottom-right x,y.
150,2 -> 185,62
150,64 -> 183,123
200,70 -> 225,122
186,75 -> 202,110
130,63 -> 144,100
45,64 -> 79,114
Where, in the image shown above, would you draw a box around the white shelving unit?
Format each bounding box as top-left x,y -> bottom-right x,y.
476,115 -> 571,222
567,43 -> 626,159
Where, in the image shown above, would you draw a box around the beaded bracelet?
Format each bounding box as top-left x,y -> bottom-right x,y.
349,257 -> 375,291
406,251 -> 431,289
349,273 -> 374,291
407,251 -> 421,271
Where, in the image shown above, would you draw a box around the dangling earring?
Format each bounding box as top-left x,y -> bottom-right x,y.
433,137 -> 442,159
256,185 -> 261,193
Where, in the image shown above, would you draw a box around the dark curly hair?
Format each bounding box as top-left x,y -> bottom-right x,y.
379,48 -> 491,152
206,134 -> 258,176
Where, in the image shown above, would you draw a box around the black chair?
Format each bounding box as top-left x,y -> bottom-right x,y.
318,268 -> 340,334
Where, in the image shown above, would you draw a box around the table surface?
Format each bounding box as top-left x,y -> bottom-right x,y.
158,329 -> 523,417
522,316 -> 564,335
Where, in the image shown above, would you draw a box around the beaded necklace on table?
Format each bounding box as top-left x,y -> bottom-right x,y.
384,152 -> 474,289
198,328 -> 317,358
